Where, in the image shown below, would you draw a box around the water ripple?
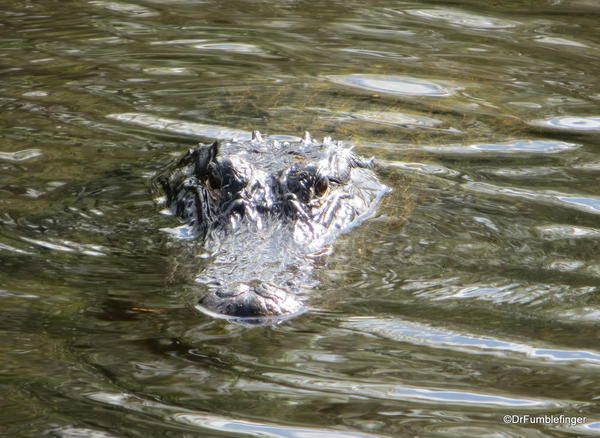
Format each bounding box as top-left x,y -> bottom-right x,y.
0,149 -> 43,161
0,242 -> 34,256
265,372 -> 564,409
480,167 -> 565,179
422,140 -> 578,156
344,317 -> 600,368
536,224 -> 600,240
142,67 -> 197,76
52,427 -> 118,438
149,39 -> 209,46
193,42 -> 267,56
87,391 -> 382,438
405,8 -> 519,29
533,36 -> 589,48
175,414 -> 383,438
529,116 -> 600,133
21,237 -> 107,256
384,161 -> 461,178
327,74 -> 455,97
573,421 -> 600,435
89,1 -> 159,17
107,112 -> 253,140
464,182 -> 600,216
556,196 -> 600,214
352,111 -> 443,128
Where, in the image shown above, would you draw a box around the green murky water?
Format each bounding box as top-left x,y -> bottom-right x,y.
2,1 -> 600,437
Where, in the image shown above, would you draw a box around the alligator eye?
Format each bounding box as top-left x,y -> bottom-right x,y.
314,175 -> 328,197
207,163 -> 222,190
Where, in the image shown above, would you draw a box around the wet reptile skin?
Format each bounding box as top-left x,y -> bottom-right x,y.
155,131 -> 389,324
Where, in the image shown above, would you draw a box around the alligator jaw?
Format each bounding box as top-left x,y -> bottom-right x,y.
195,281 -> 306,325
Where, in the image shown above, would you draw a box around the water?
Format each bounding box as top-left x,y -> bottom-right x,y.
1,0 -> 600,436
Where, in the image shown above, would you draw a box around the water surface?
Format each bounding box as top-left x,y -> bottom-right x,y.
1,1 -> 600,437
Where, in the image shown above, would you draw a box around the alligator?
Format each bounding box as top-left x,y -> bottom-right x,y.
155,131 -> 389,324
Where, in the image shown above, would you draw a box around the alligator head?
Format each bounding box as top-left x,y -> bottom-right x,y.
156,131 -> 389,324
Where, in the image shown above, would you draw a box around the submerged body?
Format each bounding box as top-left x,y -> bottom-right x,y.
156,132 -> 389,323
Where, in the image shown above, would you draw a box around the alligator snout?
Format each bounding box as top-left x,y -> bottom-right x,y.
196,281 -> 305,322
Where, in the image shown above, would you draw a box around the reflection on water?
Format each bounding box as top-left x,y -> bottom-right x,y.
108,112 -> 255,140
530,116 -> 600,133
405,8 -> 519,29
1,0 -> 600,437
420,139 -> 579,155
0,149 -> 44,161
344,316 -> 600,367
328,74 -> 456,97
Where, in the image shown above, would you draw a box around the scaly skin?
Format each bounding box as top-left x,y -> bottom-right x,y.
156,131 -> 389,324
